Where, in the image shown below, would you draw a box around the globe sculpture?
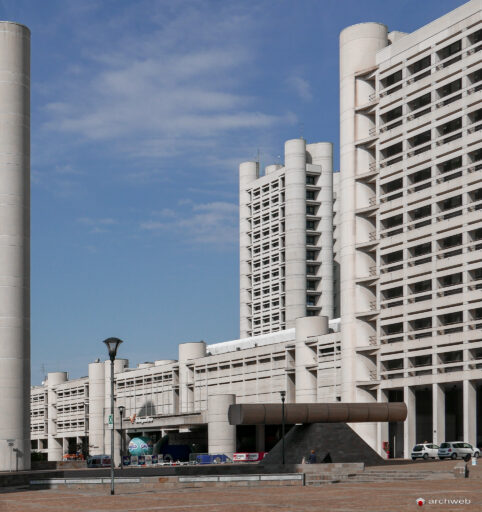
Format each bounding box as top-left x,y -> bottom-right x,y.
128,436 -> 153,456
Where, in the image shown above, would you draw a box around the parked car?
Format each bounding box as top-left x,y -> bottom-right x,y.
87,454 -> 111,468
438,442 -> 480,461
411,443 -> 439,460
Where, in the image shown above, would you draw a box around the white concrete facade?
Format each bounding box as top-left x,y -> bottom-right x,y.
0,21 -> 30,472
7,1 -> 482,469
30,319 -> 341,464
239,139 -> 334,338
339,0 -> 482,457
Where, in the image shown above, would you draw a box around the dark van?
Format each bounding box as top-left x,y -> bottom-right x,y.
87,455 -> 111,468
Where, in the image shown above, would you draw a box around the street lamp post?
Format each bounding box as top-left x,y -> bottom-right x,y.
118,405 -> 125,469
280,390 -> 286,465
103,337 -> 124,496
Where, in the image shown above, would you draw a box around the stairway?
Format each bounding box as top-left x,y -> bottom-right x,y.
305,468 -> 455,486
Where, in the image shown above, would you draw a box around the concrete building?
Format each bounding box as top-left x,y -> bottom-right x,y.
20,0 -> 482,467
0,21 -> 30,472
239,139 -> 334,338
339,0 -> 482,457
30,318 -> 340,465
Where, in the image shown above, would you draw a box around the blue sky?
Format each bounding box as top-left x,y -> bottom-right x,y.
0,0 -> 466,384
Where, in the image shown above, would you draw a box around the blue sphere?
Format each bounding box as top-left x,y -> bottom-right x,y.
128,436 -> 153,456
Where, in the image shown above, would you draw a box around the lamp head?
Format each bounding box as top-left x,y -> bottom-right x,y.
280,390 -> 286,401
103,337 -> 123,361
118,405 -> 125,417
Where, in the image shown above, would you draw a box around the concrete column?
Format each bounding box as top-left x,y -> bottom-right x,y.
88,361 -> 105,456
47,372 -> 67,461
103,358 -> 127,465
239,161 -> 258,338
463,380 -> 476,447
339,23 -> 387,403
306,142 -> 334,320
377,389 -> 389,459
179,341 -> 206,414
0,21 -> 31,472
404,386 -> 415,459
432,384 -> 445,446
284,139 -> 307,328
295,317 -> 328,402
256,425 -> 265,452
207,394 -> 236,456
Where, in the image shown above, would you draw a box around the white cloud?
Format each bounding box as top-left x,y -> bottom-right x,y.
77,217 -> 117,234
286,75 -> 313,101
140,201 -> 238,249
41,3 -> 295,168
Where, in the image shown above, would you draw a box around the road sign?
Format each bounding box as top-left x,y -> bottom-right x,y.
108,414 -> 113,429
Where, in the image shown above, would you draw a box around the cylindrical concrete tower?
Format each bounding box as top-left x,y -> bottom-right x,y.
284,139 -> 307,327
88,361 -> 105,456
46,372 -> 67,461
339,23 -> 387,401
0,21 -> 30,472
207,394 -> 236,455
306,142 -> 334,319
295,316 -> 329,403
239,161 -> 258,338
339,23 -> 388,450
178,341 -> 206,413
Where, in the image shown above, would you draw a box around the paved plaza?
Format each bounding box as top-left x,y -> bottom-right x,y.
0,478 -> 481,512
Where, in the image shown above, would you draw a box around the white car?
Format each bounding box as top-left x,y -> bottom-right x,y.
438,442 -> 480,461
411,443 -> 439,460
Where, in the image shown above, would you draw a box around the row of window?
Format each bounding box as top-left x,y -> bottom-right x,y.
380,68 -> 481,130
378,28 -> 481,94
57,388 -> 86,399
381,268 -> 482,307
382,307 -> 482,340
382,347 -> 482,373
379,152 -> 481,201
116,374 -> 174,388
380,189 -> 481,233
380,111 -> 482,162
380,231 -> 481,273
250,178 -> 283,199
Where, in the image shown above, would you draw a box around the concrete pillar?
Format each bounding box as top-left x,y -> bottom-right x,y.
47,372 -> 67,461
377,389 -> 389,459
179,341 -> 206,414
207,394 -> 236,456
103,359 -> 127,466
432,384 -> 445,446
404,386 -> 416,459
256,425 -> 265,452
295,317 -> 328,402
338,22 -> 388,454
0,21 -> 31,472
306,142 -> 334,320
284,139 -> 307,327
339,23 -> 387,403
88,361 -> 105,456
239,161 -> 258,338
463,380 -> 476,447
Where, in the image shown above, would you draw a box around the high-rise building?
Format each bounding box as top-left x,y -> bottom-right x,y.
339,0 -> 482,456
0,21 -> 30,471
239,139 -> 334,338
21,0 -> 482,466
